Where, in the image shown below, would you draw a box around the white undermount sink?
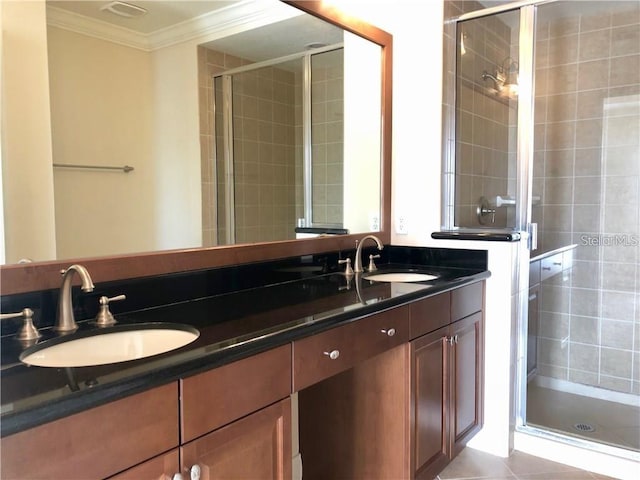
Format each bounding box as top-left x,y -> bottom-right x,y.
20,323 -> 199,368
364,272 -> 439,283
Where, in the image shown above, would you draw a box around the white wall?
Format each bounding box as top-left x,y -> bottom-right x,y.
48,27 -> 159,259
330,0 -> 519,458
1,0 -> 56,263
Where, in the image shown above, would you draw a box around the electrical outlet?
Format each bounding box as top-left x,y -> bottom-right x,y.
396,215 -> 408,235
369,213 -> 380,231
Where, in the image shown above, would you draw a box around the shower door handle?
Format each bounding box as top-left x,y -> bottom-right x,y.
528,223 -> 538,251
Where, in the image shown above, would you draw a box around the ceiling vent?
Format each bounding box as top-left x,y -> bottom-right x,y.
100,1 -> 147,18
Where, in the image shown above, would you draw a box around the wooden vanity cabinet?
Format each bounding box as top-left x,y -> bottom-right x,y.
179,344 -> 292,480
181,398 -> 291,480
1,382 -> 179,480
297,308 -> 411,480
293,306 -> 409,391
108,449 -> 180,480
410,283 -> 484,480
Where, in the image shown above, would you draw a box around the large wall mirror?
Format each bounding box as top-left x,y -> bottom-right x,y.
0,0 -> 392,295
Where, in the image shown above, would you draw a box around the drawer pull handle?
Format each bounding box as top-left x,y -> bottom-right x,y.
542,266 -> 551,271
323,350 -> 340,360
553,262 -> 562,266
381,328 -> 396,337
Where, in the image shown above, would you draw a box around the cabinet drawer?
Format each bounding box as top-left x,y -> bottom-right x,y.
1,382 -> 179,480
451,282 -> 483,321
540,253 -> 563,281
181,344 -> 291,443
108,449 -> 179,480
293,307 -> 408,391
409,292 -> 450,339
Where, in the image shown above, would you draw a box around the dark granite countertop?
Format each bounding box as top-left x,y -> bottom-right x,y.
0,254 -> 489,437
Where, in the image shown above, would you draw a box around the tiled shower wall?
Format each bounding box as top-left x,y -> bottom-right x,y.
199,47 -> 297,246
450,1 -> 517,228
311,50 -> 344,226
533,3 -> 640,394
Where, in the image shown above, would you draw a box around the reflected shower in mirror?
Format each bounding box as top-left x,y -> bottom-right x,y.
2,0 -> 383,264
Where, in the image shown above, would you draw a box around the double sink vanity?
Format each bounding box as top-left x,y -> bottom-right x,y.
0,245 -> 488,480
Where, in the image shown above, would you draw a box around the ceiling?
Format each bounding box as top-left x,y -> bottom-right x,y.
48,0 -> 238,35
46,0 -> 344,60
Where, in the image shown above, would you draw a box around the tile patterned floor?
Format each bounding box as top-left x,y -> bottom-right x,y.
437,448 -> 617,480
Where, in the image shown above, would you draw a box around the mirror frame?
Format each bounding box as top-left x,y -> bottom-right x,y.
0,0 -> 392,296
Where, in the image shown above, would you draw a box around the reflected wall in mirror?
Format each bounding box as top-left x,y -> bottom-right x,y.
1,0 -> 382,265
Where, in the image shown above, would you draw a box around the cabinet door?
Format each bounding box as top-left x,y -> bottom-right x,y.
181,398 -> 291,480
449,312 -> 483,457
108,449 -> 179,480
411,326 -> 449,480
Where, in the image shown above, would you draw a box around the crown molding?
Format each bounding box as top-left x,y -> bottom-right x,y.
46,0 -> 302,52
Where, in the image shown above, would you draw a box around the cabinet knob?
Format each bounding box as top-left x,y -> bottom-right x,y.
381,328 -> 396,337
185,464 -> 200,480
323,349 -> 340,360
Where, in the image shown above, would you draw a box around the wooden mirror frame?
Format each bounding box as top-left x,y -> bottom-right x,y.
0,0 -> 392,296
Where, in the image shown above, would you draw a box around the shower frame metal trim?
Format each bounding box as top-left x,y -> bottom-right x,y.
213,43 -> 345,235
440,0 -> 550,232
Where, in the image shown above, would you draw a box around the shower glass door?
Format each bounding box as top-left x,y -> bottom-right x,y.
525,0 -> 640,452
453,9 -> 520,229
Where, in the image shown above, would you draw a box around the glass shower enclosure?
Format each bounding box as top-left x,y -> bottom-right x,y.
444,0 -> 639,459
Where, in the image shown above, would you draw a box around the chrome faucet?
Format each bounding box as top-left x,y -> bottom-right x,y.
353,235 -> 384,273
56,264 -> 95,333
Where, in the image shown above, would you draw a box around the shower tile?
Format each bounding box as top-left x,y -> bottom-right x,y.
577,59 -> 610,91
601,319 -> 634,350
575,119 -> 604,149
544,177 -> 573,205
546,122 -> 576,150
544,148 -> 574,177
602,291 -> 637,321
548,34 -> 579,66
547,93 -> 577,122
579,29 -> 612,62
571,261 -> 602,289
568,368 -> 598,387
569,342 -> 599,373
576,89 -> 606,120
610,54 -> 640,87
547,64 -> 578,94
600,347 -> 633,378
602,262 -> 637,292
574,177 -> 602,205
574,148 -> 603,177
605,176 -> 639,205
573,205 -> 601,233
603,114 -> 640,148
604,205 -> 639,234
573,235 -> 600,261
612,3 -> 640,27
537,363 -> 568,380
539,312 -> 570,340
539,338 -> 569,368
571,315 -> 600,345
549,16 -> 579,38
612,25 -> 640,57
570,287 -> 601,317
580,11 -> 611,32
605,146 -> 640,176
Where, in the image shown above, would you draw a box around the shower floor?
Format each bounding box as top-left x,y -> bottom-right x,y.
527,383 -> 640,452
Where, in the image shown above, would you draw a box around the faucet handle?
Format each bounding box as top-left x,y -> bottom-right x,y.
367,254 -> 381,272
94,295 -> 126,327
1,308 -> 41,343
338,258 -> 354,276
